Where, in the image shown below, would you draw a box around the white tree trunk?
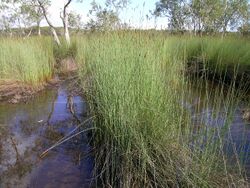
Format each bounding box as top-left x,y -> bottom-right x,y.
38,0 -> 61,45
51,28 -> 61,46
26,29 -> 33,38
64,16 -> 70,45
37,21 -> 41,36
62,0 -> 72,45
38,27 -> 41,36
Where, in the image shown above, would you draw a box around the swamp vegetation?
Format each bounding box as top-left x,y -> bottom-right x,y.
76,32 -> 250,187
1,32 -> 250,187
0,37 -> 54,84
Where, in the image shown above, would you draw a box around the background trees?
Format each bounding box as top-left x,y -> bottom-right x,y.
154,0 -> 189,31
20,0 -> 43,36
0,0 -> 82,45
37,0 -> 61,45
38,0 -> 83,45
68,11 -> 83,33
154,0 -> 250,35
0,0 -> 249,38
0,0 -> 22,36
86,0 -> 129,31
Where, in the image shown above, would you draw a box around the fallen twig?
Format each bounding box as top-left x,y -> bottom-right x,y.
40,116 -> 95,158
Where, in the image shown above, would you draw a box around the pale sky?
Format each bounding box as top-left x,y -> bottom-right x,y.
41,0 -> 168,29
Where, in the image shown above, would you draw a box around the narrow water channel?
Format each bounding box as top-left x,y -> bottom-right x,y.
0,80 -> 93,188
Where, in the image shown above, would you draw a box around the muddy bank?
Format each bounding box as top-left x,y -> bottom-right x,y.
0,78 -> 59,104
0,58 -> 79,104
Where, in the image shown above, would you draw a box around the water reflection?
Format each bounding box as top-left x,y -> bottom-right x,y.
0,81 -> 93,188
185,80 -> 250,179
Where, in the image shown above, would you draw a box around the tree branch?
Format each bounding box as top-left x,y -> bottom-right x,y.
37,0 -> 55,28
63,0 -> 72,17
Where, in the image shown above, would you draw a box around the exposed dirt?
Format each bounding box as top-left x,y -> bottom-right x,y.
56,57 -> 78,75
0,58 -> 79,104
0,77 -> 60,104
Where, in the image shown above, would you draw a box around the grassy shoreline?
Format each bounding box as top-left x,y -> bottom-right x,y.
0,37 -> 75,102
183,36 -> 250,90
0,37 -> 54,85
0,37 -> 55,102
77,32 -> 249,187
1,34 -> 249,95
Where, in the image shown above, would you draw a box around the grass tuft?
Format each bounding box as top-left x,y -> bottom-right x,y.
77,32 -> 248,187
0,37 -> 54,85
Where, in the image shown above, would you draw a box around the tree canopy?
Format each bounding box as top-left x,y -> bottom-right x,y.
154,0 -> 249,34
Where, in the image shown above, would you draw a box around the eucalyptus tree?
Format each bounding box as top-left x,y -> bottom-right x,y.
0,0 -> 22,35
154,0 -> 189,31
87,1 -> 120,31
0,0 -> 43,36
105,0 -> 130,14
154,0 -> 249,35
189,0 -> 223,34
37,0 -> 82,45
189,0 -> 202,32
60,0 -> 83,44
219,0 -> 249,35
20,0 -> 43,36
37,0 -> 61,45
60,0 -> 72,45
0,15 -> 15,36
240,3 -> 250,35
68,11 -> 83,33
87,0 -> 129,31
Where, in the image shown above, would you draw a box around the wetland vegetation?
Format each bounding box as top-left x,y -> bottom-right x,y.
76,32 -> 250,187
0,37 -> 54,84
0,30 -> 250,188
0,0 -> 250,187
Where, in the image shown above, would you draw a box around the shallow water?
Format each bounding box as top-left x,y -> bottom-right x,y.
0,81 -> 93,188
1,77 -> 250,187
184,81 -> 250,179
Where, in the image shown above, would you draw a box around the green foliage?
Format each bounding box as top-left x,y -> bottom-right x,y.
68,11 -> 83,31
0,37 -> 54,85
154,0 -> 249,33
77,32 -> 247,187
20,0 -> 43,26
86,1 -> 120,31
154,0 -> 189,30
53,39 -> 77,62
182,36 -> 250,84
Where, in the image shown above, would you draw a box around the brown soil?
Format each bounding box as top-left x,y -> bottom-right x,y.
0,58 -> 78,104
63,74 -> 84,96
57,57 -> 78,75
0,77 -> 60,104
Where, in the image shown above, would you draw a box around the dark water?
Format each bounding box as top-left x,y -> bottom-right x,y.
0,81 -> 93,188
184,81 -> 250,179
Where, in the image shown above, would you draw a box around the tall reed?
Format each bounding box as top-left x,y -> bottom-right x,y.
0,37 -> 54,85
77,32 -> 247,187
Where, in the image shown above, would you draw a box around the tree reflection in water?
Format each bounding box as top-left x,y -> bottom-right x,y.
0,82 -> 93,188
